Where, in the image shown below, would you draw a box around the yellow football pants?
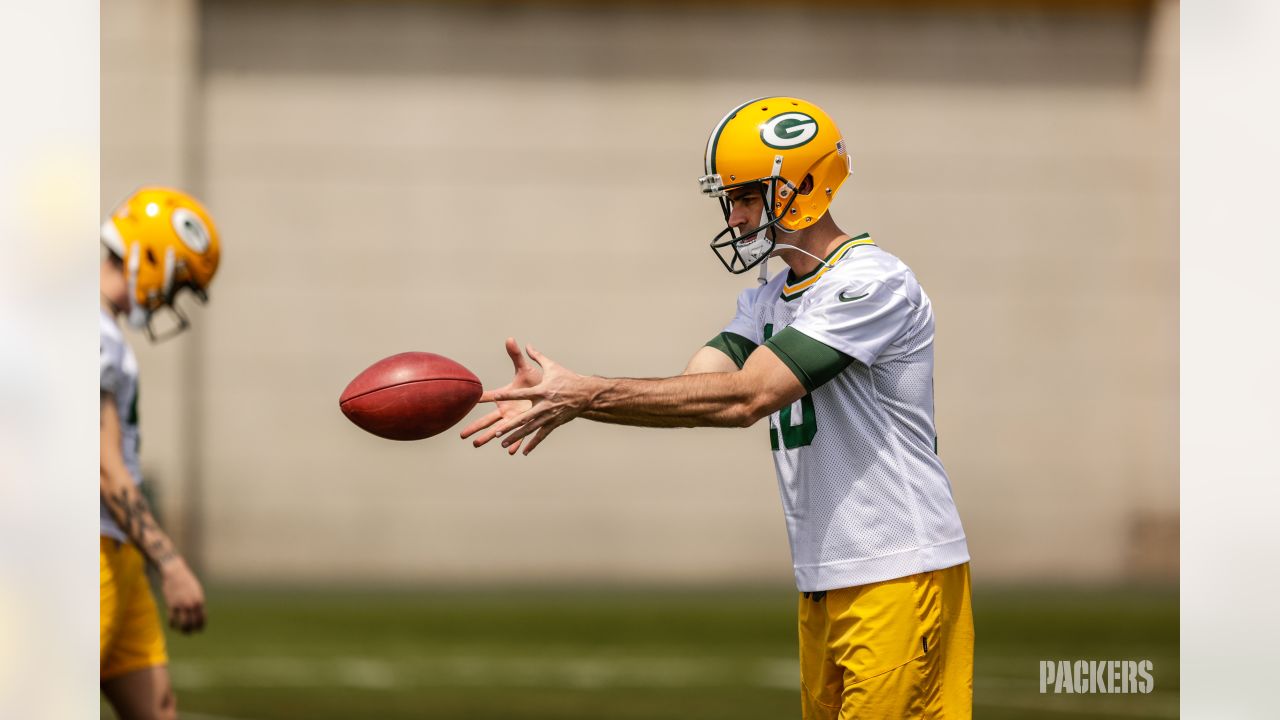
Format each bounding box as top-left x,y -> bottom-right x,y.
798,562 -> 973,719
100,536 -> 168,680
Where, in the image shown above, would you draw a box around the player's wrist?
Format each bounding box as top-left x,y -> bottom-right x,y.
156,553 -> 187,575
583,375 -> 611,411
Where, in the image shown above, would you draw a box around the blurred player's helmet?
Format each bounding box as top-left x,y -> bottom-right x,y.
698,97 -> 852,274
101,187 -> 221,341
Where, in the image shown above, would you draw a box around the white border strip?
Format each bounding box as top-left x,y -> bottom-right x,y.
1182,1 -> 1280,718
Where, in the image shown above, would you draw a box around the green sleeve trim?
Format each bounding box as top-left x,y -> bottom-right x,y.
705,331 -> 757,370
764,326 -> 854,392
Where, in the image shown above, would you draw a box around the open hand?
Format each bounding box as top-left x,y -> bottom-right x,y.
463,342 -> 598,455
459,337 -> 544,455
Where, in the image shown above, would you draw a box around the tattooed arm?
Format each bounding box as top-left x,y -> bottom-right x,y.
101,392 -> 206,634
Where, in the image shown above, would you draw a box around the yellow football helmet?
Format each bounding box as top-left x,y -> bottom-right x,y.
698,97 -> 852,274
101,187 -> 221,340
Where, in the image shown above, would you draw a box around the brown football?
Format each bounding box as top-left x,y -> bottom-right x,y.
339,352 -> 482,441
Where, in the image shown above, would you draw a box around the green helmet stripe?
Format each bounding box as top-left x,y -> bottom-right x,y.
705,96 -> 775,176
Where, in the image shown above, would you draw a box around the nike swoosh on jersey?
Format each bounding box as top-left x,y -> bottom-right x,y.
838,290 -> 869,302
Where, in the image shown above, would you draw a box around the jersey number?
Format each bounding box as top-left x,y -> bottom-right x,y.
764,323 -> 817,450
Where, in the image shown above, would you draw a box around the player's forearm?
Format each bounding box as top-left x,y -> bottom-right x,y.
100,467 -> 182,570
582,373 -> 760,428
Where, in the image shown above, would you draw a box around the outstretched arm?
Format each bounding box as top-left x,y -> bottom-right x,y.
583,345 -> 803,427
100,393 -> 206,633
465,342 -> 806,454
461,338 -> 744,451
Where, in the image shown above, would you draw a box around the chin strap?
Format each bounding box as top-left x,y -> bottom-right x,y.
774,243 -> 837,270
758,243 -> 838,285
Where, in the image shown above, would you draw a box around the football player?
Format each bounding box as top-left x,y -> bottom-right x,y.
99,187 -> 219,719
464,97 -> 973,718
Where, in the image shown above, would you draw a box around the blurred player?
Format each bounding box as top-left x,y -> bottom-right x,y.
464,97 -> 973,718
99,187 -> 220,719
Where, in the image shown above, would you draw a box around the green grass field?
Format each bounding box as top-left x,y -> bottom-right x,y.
106,585 -> 1177,720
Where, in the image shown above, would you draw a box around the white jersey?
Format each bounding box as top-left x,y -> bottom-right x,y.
720,236 -> 969,591
100,308 -> 141,541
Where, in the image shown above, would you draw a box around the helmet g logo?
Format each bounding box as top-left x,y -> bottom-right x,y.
171,208 -> 211,254
760,112 -> 819,149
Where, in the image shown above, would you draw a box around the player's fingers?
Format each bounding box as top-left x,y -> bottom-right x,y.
190,604 -> 206,633
459,409 -> 503,438
500,411 -> 556,448
521,426 -> 552,455
471,415 -> 526,447
478,387 -> 530,403
522,419 -> 565,455
488,387 -> 540,403
499,409 -> 555,443
475,402 -> 543,447
491,406 -> 550,447
471,417 -> 514,445
505,337 -> 525,371
462,408 -> 502,430
506,436 -> 524,455
469,425 -> 502,447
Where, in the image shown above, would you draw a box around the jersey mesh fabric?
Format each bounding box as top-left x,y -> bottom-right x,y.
100,308 -> 141,542
723,244 -> 968,591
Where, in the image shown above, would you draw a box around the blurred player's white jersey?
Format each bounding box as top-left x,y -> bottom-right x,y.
723,236 -> 969,591
100,307 -> 141,541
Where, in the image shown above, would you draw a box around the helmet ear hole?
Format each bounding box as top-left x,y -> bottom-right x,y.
145,248 -> 158,266
798,174 -> 815,196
